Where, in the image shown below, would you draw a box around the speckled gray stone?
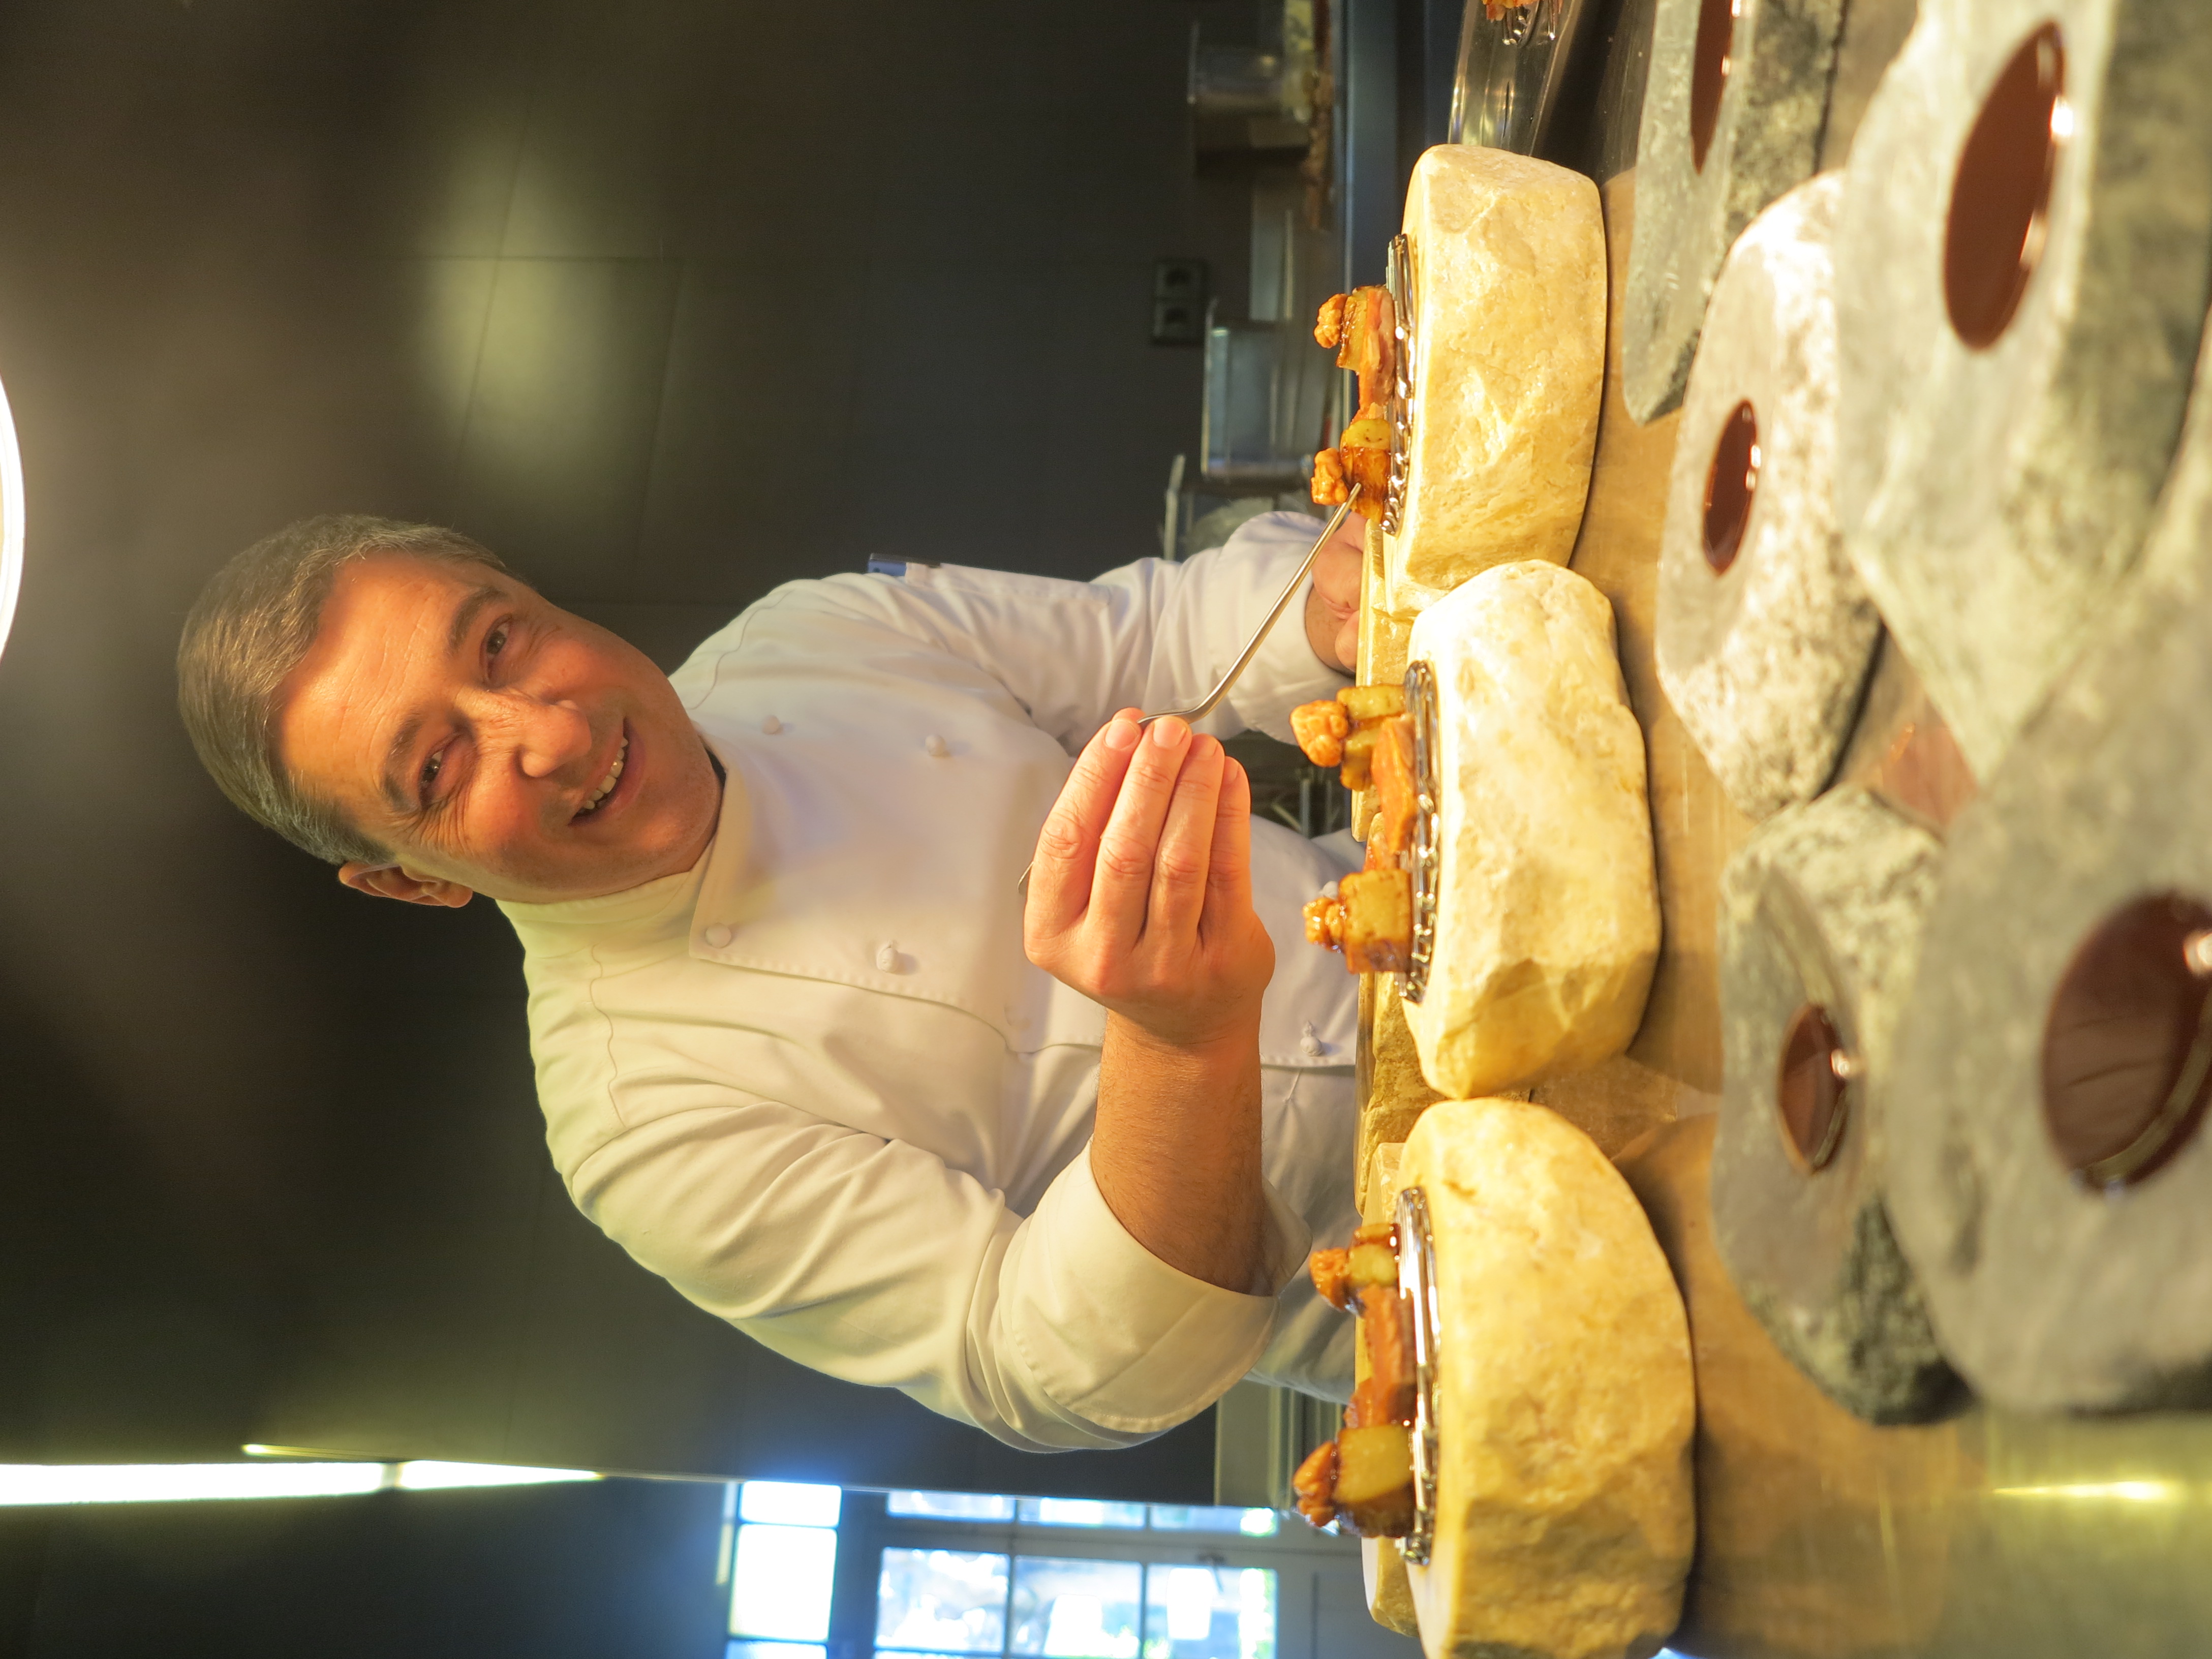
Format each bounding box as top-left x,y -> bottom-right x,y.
1622,0 -> 1847,422
1833,0 -> 2212,780
1713,787 -> 1961,1423
1656,174 -> 1878,822
1883,330 -> 2212,1414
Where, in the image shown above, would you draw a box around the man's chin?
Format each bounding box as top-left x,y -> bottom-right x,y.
479,831 -> 716,908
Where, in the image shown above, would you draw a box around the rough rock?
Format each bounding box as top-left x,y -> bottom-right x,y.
1834,0 -> 2212,777
1404,563 -> 1660,1098
1712,787 -> 1961,1422
1356,971 -> 1444,1215
1401,1100 -> 1695,1659
1381,145 -> 1606,618
1883,324 -> 2212,1412
1656,174 -> 1879,822
1622,0 -> 1847,422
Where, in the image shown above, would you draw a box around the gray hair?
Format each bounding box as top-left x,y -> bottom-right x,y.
176,514 -> 514,865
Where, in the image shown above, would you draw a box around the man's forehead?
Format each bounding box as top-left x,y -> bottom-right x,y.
278,557 -> 519,786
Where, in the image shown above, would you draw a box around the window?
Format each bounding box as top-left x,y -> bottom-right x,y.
876,1548 -> 1009,1653
727,1482 -> 842,1646
1146,1564 -> 1276,1659
887,1491 -> 1018,1523
876,1550 -> 1264,1659
1146,1506 -> 1278,1538
1009,1555 -> 1142,1654
884,1494 -> 1276,1539
1016,1498 -> 1146,1530
725,1487 -> 1361,1659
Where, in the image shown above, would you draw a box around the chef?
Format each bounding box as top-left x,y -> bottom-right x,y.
175,509 -> 1369,1451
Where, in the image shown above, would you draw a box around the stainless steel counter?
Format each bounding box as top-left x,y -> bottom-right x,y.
1626,1117 -> 2212,1659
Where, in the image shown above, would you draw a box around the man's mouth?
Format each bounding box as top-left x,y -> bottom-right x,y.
574,733 -> 629,821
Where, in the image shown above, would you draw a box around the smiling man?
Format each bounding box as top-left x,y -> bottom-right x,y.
178,511 -> 1369,1450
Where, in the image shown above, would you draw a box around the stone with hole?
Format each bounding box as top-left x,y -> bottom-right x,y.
1657,173 -> 1878,821
1714,787 -> 1961,1423
1834,0 -> 2212,779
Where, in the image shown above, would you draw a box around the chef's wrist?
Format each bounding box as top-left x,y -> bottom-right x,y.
1105,1008 -> 1262,1070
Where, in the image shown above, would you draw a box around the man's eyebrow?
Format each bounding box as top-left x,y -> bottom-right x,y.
377,582 -> 505,814
444,582 -> 503,657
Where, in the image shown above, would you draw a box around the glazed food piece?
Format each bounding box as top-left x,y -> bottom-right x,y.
1293,1224 -> 1421,1538
1312,403 -> 1393,522
1365,717 -> 1419,861
1314,285 -> 1397,410
1304,868 -> 1412,974
1296,682 -> 1422,977
1291,684 -> 1406,790
1288,698 -> 1350,767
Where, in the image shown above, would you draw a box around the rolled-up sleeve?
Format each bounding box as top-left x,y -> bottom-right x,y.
570,1093 -> 1312,1451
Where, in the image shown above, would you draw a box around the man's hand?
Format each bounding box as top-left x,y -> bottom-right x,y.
1304,509 -> 1366,672
1024,710 -> 1274,1049
1024,710 -> 1275,1294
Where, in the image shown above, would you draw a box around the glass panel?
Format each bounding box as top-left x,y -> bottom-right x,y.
740,1481 -> 842,1527
877,1547 -> 1010,1654
1009,1555 -> 1143,1657
886,1489 -> 1019,1522
1015,1497 -> 1148,1529
729,1524 -> 838,1640
1146,1505 -> 1279,1537
1143,1564 -> 1277,1659
726,1645 -> 826,1659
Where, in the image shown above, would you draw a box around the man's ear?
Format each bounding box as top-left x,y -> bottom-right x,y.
338,862 -> 476,908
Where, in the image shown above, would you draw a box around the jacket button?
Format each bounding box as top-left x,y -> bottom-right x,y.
1300,1021 -> 1326,1058
924,733 -> 950,757
704,924 -> 734,948
761,715 -> 783,735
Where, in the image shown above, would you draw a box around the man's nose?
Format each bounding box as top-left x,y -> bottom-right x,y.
470,688 -> 593,779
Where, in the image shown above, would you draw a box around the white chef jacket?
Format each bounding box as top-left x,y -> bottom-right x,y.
499,514 -> 1364,1452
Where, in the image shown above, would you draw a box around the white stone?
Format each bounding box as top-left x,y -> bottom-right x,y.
1621,0 -> 1848,422
1400,1099 -> 1695,1659
1404,563 -> 1660,1098
1381,146 -> 1607,619
1656,173 -> 1880,821
1834,0 -> 2212,776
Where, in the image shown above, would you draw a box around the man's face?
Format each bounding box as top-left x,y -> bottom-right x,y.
276,556 -> 721,907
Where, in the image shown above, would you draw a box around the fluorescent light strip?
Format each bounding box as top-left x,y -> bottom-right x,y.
0,1460 -> 600,1506
394,1461 -> 599,1491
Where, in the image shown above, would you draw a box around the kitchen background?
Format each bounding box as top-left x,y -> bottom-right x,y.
0,0 -> 1474,1653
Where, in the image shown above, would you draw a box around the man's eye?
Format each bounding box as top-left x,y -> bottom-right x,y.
486,623 -> 510,659
419,750 -> 444,799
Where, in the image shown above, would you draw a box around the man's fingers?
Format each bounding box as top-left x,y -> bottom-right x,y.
1312,537 -> 1364,609
1026,710 -> 1143,942
1202,755 -> 1256,930
1091,716 -> 1194,946
1146,735 -> 1224,941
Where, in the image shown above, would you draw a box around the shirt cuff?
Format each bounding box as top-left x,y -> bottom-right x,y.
1218,512 -> 1355,743
1005,1148 -> 1313,1436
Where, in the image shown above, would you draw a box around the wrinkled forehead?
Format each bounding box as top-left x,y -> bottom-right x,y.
274,554 -> 525,800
